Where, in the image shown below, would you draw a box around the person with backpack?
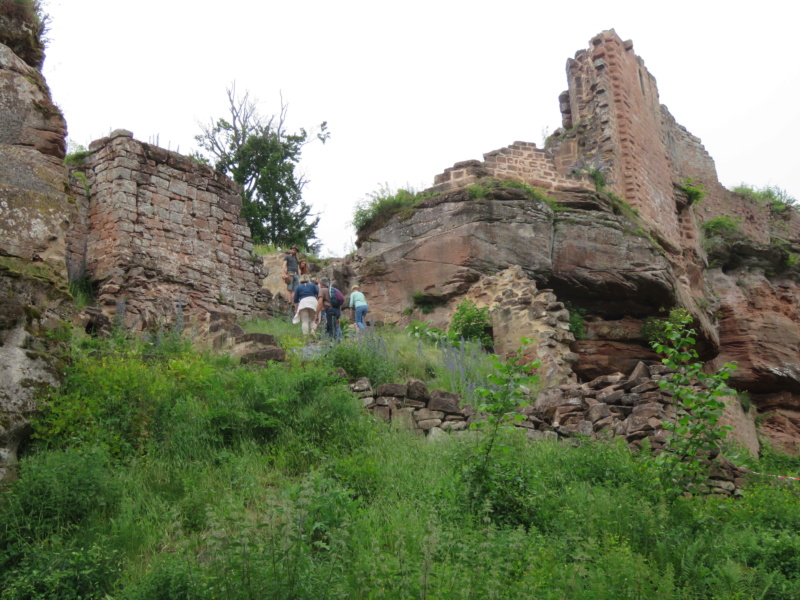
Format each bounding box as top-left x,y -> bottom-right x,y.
316,277 -> 343,341
349,284 -> 369,333
292,275 -> 319,339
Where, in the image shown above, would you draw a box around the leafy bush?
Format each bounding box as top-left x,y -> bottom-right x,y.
641,308 -> 691,346
651,310 -> 737,497
405,319 -> 448,345
701,215 -> 742,239
1,539 -> 121,600
0,446 -> 118,548
758,442 -> 800,477
449,299 -> 492,348
460,340 -> 540,527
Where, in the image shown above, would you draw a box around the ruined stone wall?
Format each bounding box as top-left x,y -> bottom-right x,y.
429,141 -> 594,195
554,29 -> 800,254
67,130 -> 269,329
557,31 -> 684,248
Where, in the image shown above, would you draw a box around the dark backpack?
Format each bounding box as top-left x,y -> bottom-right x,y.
330,286 -> 344,308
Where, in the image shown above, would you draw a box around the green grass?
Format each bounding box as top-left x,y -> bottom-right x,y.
242,315 -> 304,348
678,177 -> 706,204
3,330 -> 800,598
352,185 -> 436,234
701,215 -> 743,239
64,149 -> 92,167
733,183 -> 797,215
251,242 -> 279,255
468,178 -> 567,212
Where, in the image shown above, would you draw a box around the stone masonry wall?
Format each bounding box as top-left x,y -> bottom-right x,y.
67,130 -> 269,329
429,141 -> 594,195
556,31 -> 686,249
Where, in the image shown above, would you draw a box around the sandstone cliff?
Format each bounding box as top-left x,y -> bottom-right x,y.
0,40 -> 73,478
350,30 -> 800,452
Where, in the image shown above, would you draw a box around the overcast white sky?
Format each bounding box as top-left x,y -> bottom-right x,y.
43,0 -> 800,256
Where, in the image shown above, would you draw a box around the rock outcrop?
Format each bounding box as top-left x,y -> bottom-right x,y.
1,43 -> 71,274
351,30 -> 800,451
0,40 -> 73,479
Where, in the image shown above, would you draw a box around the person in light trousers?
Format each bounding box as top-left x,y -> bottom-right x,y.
349,284 -> 369,332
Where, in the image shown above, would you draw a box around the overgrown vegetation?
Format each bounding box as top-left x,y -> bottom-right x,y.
3,322 -> 800,598
449,299 -> 492,349
63,143 -> 91,167
677,177 -> 706,205
701,215 -> 743,240
352,185 -> 435,234
564,301 -> 587,340
410,289 -> 447,314
733,183 -> 798,216
641,308 -> 692,346
467,179 -> 566,212
0,0 -> 48,69
651,310 -> 737,497
461,339 -> 540,527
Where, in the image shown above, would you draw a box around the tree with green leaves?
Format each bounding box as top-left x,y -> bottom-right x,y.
195,86 -> 328,249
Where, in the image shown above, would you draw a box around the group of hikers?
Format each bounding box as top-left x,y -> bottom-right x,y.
281,246 -> 369,340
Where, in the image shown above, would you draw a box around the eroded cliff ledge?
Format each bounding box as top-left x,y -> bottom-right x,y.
350,30 -> 800,451
0,40 -> 73,479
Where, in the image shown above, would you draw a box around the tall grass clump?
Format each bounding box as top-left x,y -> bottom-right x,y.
32,332 -> 369,466
677,177 -> 706,205
321,329 -> 398,384
241,315 -> 305,355
352,184 -> 434,235
733,183 -> 798,215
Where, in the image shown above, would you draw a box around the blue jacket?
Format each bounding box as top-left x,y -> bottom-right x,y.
293,283 -> 318,303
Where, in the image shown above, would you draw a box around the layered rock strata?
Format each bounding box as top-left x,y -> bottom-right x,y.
353,184 -> 675,378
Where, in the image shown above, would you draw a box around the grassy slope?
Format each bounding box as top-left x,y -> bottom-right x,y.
1,325 -> 799,599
